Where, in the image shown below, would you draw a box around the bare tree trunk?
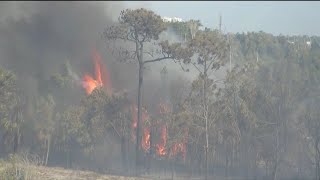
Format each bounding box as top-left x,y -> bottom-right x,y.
272,126 -> 280,180
13,103 -> 22,154
252,150 -> 257,180
316,138 -> 320,180
135,41 -> 144,176
203,60 -> 209,180
13,127 -> 20,154
45,136 -> 51,166
225,149 -> 229,180
271,160 -> 278,180
231,141 -> 234,175
121,136 -> 129,173
171,159 -> 175,180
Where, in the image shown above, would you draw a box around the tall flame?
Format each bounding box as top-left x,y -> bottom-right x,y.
131,103 -> 150,152
170,128 -> 188,161
82,49 -> 112,95
156,124 -> 167,156
129,101 -> 189,160
156,102 -> 170,156
81,50 -> 190,161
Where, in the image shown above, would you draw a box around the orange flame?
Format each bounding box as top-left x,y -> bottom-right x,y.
142,127 -> 150,151
170,128 -> 188,161
82,49 -> 112,95
130,100 -> 189,159
131,104 -> 138,142
156,124 -> 167,156
82,74 -> 100,95
155,102 -> 170,156
131,103 -> 150,152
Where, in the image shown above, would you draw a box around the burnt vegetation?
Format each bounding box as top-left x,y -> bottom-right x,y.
0,2 -> 320,180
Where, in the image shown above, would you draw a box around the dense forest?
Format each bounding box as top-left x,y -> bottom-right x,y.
0,2 -> 320,180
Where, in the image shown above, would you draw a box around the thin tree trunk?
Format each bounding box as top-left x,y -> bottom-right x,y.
225,155 -> 229,179
203,60 -> 209,180
230,141 -> 234,177
13,127 -> 20,154
171,159 -> 175,180
45,136 -> 51,166
135,41 -> 144,176
271,160 -> 278,180
121,136 -> 128,173
316,138 -> 320,180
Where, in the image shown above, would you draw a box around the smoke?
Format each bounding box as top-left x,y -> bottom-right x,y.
0,1 -> 231,122
0,2 -> 131,93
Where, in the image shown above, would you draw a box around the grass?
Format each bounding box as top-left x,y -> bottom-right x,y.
0,153 -> 152,180
0,153 -> 37,180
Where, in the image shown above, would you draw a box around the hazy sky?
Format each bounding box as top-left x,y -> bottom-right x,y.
124,1 -> 320,36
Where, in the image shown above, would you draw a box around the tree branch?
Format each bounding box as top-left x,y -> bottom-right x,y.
143,56 -> 172,64
143,51 -> 154,58
192,63 -> 202,73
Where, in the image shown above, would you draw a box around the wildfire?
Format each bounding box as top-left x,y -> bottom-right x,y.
142,127 -> 150,151
131,103 -> 151,152
82,49 -> 112,95
169,128 -> 188,161
156,124 -> 167,156
80,50 -> 189,161
155,102 -> 169,156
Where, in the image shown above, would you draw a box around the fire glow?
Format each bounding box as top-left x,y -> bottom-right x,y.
82,49 -> 112,95
131,103 -> 151,152
81,52 -> 188,160
130,102 -> 188,160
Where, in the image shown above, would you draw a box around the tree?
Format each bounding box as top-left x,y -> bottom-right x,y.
104,91 -> 132,172
56,104 -> 86,168
299,97 -> 320,180
0,67 -> 25,154
182,29 -> 228,179
223,61 -> 260,179
104,8 -> 192,174
34,94 -> 56,166
187,20 -> 202,40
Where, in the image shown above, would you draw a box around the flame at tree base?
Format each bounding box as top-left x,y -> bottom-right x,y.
80,49 -> 189,163
131,103 -> 151,152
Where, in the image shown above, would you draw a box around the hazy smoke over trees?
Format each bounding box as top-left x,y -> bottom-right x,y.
0,2 -> 143,95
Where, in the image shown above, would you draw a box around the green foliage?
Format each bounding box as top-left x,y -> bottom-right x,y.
0,68 -> 17,129
49,61 -> 74,89
0,67 -> 24,153
187,30 -> 228,71
54,88 -> 132,154
105,8 -> 166,42
1,8 -> 320,178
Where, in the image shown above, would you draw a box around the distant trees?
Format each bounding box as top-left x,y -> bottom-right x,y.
165,20 -> 202,41
34,95 -> 56,166
0,68 -> 24,154
182,29 -> 228,179
299,98 -> 320,180
2,7 -> 320,180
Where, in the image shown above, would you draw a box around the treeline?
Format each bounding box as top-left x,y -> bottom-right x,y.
0,8 -> 320,180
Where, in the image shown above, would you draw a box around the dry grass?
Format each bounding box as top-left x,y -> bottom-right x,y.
0,153 -> 207,180
0,153 -> 151,180
31,165 -> 151,180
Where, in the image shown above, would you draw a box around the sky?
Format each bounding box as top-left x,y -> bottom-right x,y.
124,1 -> 320,36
